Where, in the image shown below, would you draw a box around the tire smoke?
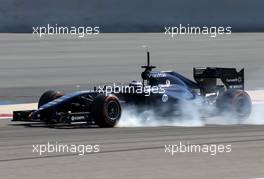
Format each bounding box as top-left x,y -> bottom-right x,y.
118,101 -> 264,127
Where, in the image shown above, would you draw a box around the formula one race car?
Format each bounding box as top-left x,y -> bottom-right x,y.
13,50 -> 252,127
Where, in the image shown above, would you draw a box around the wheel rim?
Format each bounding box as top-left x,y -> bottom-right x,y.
106,100 -> 120,121
234,97 -> 251,117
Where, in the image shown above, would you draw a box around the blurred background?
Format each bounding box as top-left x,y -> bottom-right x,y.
0,0 -> 263,32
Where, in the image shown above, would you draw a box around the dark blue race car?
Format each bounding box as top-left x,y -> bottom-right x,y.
13,50 -> 252,127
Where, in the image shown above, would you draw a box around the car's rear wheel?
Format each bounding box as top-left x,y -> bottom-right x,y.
216,89 -> 252,120
92,94 -> 121,128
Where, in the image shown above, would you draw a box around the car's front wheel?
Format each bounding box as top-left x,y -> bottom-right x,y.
92,94 -> 121,128
38,90 -> 64,108
38,90 -> 64,123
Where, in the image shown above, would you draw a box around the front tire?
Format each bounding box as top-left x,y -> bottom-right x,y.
38,90 -> 64,123
38,90 -> 64,108
92,94 -> 121,128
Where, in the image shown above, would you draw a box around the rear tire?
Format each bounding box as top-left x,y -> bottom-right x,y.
92,94 -> 121,128
216,89 -> 252,120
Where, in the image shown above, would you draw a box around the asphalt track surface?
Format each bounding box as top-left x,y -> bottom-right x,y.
0,33 -> 264,179
1,120 -> 264,179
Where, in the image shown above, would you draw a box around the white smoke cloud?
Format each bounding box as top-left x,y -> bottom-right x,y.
244,103 -> 264,124
118,100 -> 204,127
118,102 -> 264,127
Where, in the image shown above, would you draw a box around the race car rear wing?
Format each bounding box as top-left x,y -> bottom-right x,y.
193,67 -> 244,95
